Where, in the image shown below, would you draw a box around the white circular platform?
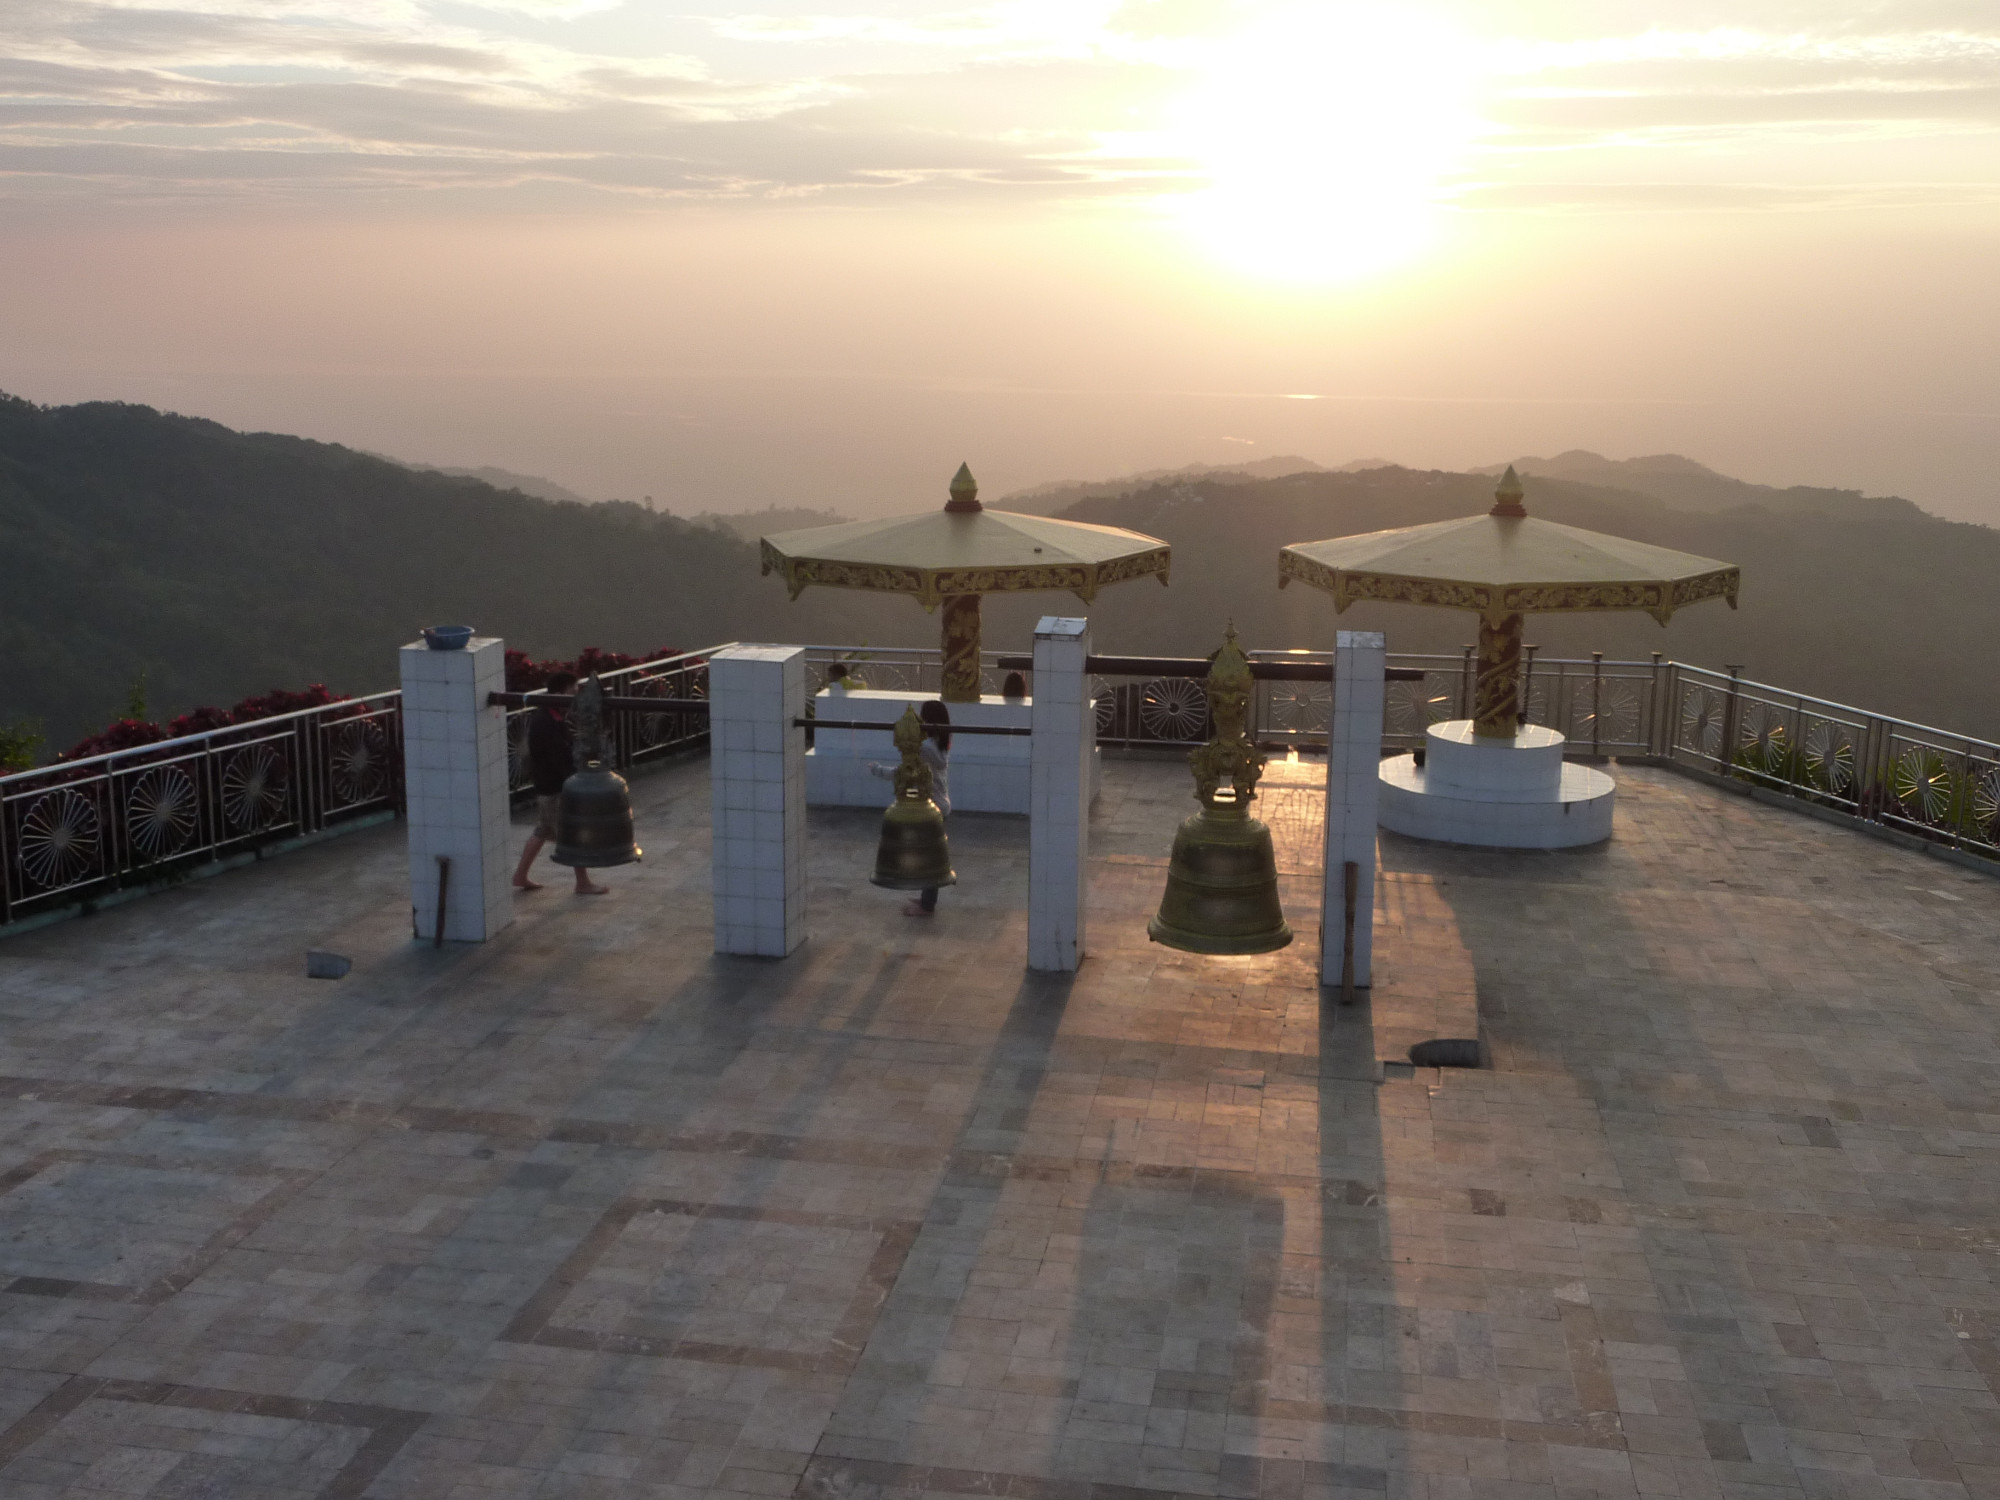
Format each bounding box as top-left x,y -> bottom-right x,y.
1379,721 -> 1615,849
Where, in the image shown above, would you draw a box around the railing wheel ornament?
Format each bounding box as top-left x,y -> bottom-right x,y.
1802,720 -> 1855,795
1268,680 -> 1332,734
328,721 -> 389,807
1140,678 -> 1209,741
221,744 -> 289,831
1973,768 -> 2000,838
1893,746 -> 1953,826
1680,686 -> 1726,759
127,767 -> 199,859
18,788 -> 100,891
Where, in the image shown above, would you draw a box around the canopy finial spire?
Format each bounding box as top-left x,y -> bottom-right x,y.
1491,465 -> 1526,518
946,462 -> 980,513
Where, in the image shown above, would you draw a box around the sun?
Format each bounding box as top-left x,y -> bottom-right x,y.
1164,4 -> 1482,284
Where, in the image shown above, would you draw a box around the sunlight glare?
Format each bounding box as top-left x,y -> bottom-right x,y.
1166,4 -> 1481,284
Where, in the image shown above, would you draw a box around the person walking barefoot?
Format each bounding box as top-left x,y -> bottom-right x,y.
512,671 -> 609,896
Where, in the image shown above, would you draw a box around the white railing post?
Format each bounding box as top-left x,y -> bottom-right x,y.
399,636 -> 513,943
1029,617 -> 1093,972
709,646 -> 808,958
1321,631 -> 1385,990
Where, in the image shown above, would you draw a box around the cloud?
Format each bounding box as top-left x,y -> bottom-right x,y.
1,1 -> 1996,212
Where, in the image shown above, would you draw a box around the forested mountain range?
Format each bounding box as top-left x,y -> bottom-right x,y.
0,394 -> 880,749
2,390 -> 1992,752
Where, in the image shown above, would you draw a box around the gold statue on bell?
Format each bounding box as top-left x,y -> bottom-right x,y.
870,706 -> 956,891
1148,624 -> 1292,954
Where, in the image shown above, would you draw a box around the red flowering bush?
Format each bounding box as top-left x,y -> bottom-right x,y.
57,648 -> 704,765
505,646 -> 690,692
60,683 -> 353,762
164,705 -> 235,737
59,718 -> 172,762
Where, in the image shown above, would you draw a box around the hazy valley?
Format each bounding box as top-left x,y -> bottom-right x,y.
2,392 -> 1993,752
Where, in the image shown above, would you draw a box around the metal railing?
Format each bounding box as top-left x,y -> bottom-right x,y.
502,648 -> 715,797
0,691 -> 404,924
8,640 -> 1993,930
0,646 -> 724,929
1380,648 -> 1662,756
799,645 -> 1341,750
805,641 -> 2000,863
1655,661 -> 1999,859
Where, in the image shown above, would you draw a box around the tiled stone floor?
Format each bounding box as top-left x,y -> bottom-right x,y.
0,754 -> 1997,1500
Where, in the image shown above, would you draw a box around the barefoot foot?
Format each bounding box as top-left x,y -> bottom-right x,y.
902,899 -> 934,918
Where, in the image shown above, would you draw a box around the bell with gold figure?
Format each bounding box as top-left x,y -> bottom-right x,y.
1148,625 -> 1291,954
870,706 -> 957,891
552,674 -> 642,868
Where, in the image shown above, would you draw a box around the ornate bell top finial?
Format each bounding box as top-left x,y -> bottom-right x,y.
1208,620 -> 1252,700
945,462 -> 981,514
1188,623 -> 1263,814
890,705 -> 935,803
571,674 -> 607,766
1491,465 -> 1527,518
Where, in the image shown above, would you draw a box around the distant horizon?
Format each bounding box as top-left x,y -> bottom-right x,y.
5,2 -> 1994,525
0,381 -> 1965,528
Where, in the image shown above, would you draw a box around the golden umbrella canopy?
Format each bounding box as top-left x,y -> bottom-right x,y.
760,463 -> 1171,701
1279,467 -> 1739,738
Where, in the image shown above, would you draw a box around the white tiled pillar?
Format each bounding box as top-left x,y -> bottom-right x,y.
399,637 -> 513,943
709,646 -> 808,958
1029,616 -> 1092,972
1321,631 -> 1386,989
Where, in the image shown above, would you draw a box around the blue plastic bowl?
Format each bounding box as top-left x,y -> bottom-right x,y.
423,625 -> 474,651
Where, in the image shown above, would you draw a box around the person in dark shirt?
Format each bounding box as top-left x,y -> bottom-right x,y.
511,672 -> 608,896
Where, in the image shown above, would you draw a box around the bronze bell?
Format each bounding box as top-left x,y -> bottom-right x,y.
551,675 -> 641,869
1149,625 -> 1291,954
871,706 -> 956,891
552,763 -> 641,868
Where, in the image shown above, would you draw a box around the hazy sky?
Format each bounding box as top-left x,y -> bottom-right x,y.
3,1 -> 1997,519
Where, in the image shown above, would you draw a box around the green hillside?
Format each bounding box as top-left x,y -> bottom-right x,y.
5,391 -> 1992,752
999,467 -> 2000,741
0,393 -> 886,749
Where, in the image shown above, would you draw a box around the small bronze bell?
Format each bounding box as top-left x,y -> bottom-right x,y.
871,706 -> 956,891
551,675 -> 641,869
1149,625 -> 1291,954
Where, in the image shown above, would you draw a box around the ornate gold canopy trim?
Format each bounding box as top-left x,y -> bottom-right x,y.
764,538 -> 1170,611
1278,548 -> 1739,626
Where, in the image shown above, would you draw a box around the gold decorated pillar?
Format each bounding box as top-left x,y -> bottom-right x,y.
940,593 -> 982,703
1472,611 -> 1524,738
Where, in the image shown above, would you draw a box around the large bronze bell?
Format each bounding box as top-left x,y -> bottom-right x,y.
551,675 -> 642,869
870,706 -> 956,891
552,763 -> 641,868
1149,625 -> 1291,954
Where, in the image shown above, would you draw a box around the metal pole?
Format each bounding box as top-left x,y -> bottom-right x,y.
1459,645 -> 1474,720
0,786 -> 12,925
434,855 -> 450,948
1521,644 -> 1538,727
1649,654 -> 1664,756
1340,861 -> 1359,1006
1721,665 -> 1744,773
1591,652 -> 1603,759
